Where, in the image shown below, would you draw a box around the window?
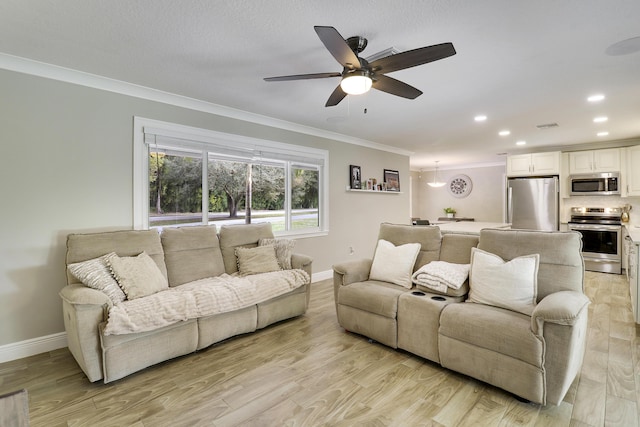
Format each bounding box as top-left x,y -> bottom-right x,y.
134,117 -> 328,238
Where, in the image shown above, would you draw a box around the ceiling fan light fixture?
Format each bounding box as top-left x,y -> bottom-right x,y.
340,71 -> 372,95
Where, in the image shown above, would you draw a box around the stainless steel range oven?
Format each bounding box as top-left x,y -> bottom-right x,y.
568,207 -> 622,274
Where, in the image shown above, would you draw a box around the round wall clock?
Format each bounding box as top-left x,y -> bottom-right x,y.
448,174 -> 472,198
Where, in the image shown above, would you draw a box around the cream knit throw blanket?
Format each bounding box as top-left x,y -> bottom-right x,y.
411,261 -> 470,294
104,269 -> 309,335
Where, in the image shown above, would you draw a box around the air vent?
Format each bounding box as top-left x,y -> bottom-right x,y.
536,122 -> 559,129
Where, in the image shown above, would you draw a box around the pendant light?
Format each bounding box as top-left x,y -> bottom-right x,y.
428,161 -> 446,188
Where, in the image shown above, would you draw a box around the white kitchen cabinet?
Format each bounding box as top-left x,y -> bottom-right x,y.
506,151 -> 561,177
624,145 -> 640,196
569,148 -> 620,174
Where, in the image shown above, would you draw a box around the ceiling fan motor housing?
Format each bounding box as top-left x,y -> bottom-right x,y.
346,36 -> 368,54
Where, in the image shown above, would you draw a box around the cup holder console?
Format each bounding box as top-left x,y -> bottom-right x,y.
411,291 -> 447,302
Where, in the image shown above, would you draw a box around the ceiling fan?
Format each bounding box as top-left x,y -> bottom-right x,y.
264,26 -> 456,107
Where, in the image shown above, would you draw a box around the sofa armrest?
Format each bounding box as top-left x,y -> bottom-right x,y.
531,290 -> 590,405
333,258 -> 372,287
332,258 -> 372,308
291,253 -> 313,273
59,284 -> 113,308
531,291 -> 590,336
59,284 -> 111,382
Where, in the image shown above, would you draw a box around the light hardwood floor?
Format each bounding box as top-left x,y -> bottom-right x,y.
0,271 -> 638,426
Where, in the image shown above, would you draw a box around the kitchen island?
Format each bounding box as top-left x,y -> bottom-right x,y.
432,221 -> 510,235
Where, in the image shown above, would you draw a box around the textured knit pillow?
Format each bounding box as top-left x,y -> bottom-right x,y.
369,239 -> 422,289
235,245 -> 281,276
67,253 -> 126,304
258,238 -> 295,270
467,247 -> 539,315
106,252 -> 168,300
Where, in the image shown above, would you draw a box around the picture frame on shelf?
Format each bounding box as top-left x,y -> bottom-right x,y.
349,165 -> 361,189
384,169 -> 400,191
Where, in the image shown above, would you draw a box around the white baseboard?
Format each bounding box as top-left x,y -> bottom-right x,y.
312,269 -> 333,283
0,332 -> 67,364
0,271 -> 333,364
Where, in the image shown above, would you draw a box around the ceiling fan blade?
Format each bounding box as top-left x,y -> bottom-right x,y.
369,42 -> 456,74
314,26 -> 361,69
325,85 -> 347,107
264,72 -> 341,82
372,74 -> 423,99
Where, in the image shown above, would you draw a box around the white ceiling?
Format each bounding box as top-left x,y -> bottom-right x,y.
1,0 -> 639,169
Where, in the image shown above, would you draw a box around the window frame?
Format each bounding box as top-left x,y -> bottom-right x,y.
134,117 -> 329,238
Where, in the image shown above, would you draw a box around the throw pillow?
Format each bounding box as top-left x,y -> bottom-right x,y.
369,239 -> 422,289
235,245 -> 281,276
106,252 -> 168,300
467,247 -> 539,315
259,238 -> 295,270
67,253 -> 126,304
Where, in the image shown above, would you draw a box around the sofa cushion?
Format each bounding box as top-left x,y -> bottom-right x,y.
477,229 -> 584,300
468,248 -> 539,316
67,253 -> 126,304
161,225 -> 225,287
370,239 -> 421,289
338,281 -> 408,318
440,302 -> 544,367
219,223 -> 275,274
259,238 -> 295,270
378,223 -> 441,271
235,245 -> 281,276
66,229 -> 167,286
106,252 -> 168,300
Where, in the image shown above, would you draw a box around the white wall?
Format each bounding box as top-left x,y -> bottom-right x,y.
0,68 -> 410,350
412,165 -> 506,222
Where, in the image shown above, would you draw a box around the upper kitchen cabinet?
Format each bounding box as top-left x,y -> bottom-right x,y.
624,145 -> 640,197
506,151 -> 561,177
569,148 -> 620,174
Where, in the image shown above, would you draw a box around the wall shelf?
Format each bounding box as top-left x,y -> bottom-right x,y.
346,188 -> 403,194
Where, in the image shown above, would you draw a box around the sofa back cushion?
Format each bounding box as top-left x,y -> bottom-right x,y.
219,223 -> 275,274
66,229 -> 166,286
378,223 -> 441,272
477,229 -> 584,301
161,225 -> 225,286
439,234 -> 479,264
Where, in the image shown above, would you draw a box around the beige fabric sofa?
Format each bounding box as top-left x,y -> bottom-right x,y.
60,223 -> 312,383
333,223 -> 589,405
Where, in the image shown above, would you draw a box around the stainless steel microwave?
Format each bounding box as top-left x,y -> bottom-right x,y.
570,172 -> 620,196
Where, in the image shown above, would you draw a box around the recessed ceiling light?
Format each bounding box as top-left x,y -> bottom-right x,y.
587,94 -> 605,102
474,115 -> 487,122
593,116 -> 608,123
516,140 -> 526,146
597,131 -> 609,137
498,130 -> 510,136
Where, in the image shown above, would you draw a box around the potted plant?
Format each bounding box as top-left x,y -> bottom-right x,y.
444,207 -> 456,219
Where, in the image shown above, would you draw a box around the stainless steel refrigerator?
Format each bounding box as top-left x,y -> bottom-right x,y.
507,176 -> 559,231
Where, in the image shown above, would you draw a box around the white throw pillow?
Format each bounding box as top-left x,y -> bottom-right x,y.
106,252 -> 168,300
467,247 -> 539,315
67,253 -> 126,304
369,239 -> 422,289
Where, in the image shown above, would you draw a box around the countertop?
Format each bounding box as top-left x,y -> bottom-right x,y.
432,221 -> 511,235
625,225 -> 640,244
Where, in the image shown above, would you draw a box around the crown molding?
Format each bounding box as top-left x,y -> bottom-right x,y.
0,53 -> 412,157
